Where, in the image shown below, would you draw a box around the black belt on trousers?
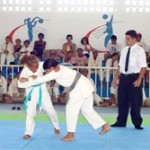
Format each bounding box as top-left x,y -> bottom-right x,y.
121,73 -> 139,77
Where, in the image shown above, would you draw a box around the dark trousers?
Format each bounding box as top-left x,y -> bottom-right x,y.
116,73 -> 143,127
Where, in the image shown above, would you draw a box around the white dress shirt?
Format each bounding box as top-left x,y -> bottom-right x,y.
119,43 -> 147,74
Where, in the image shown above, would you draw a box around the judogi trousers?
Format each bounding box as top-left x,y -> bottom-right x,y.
66,76 -> 105,132
25,84 -> 59,135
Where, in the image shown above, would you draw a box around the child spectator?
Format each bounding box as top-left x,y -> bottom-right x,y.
19,40 -> 33,62
80,37 -> 92,58
76,48 -> 88,66
0,70 -> 7,103
64,51 -> 77,66
105,35 -> 121,67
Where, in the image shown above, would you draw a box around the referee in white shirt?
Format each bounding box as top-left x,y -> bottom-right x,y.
111,30 -> 147,130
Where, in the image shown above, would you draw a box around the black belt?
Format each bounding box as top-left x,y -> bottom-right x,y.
121,73 -> 139,77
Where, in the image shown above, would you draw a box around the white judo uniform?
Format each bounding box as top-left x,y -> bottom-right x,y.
19,46 -> 33,61
1,42 -> 14,65
18,62 -> 59,136
88,54 -> 103,81
19,65 -> 106,132
8,78 -> 19,97
89,78 -> 102,106
0,76 -> 7,94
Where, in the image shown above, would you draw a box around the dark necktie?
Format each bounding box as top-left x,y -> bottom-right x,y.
125,47 -> 131,72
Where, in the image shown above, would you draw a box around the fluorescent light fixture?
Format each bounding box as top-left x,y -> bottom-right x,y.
2,0 -> 7,5
27,7 -> 32,11
57,7 -> 62,11
132,7 -> 137,12
77,7 -> 82,12
15,0 -> 19,4
21,0 -> 26,5
125,7 -> 131,12
39,7 -> 44,11
39,0 -> 44,5
28,0 -> 32,5
2,6 -> 7,11
145,8 -> 150,12
9,0 -> 13,5
125,1 -> 131,5
8,6 -> 13,11
15,6 -> 19,11
132,1 -> 137,5
83,7 -> 88,12
46,1 -> 51,5
21,6 -> 26,11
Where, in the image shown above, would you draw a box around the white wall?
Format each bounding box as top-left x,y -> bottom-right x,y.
0,12 -> 150,50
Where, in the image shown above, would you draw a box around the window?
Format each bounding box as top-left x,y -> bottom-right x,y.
125,0 -> 150,13
38,0 -> 52,12
56,0 -> 117,13
1,0 -> 32,12
0,0 -> 149,13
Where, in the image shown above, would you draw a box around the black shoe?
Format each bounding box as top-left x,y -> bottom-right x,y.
17,107 -> 21,110
135,126 -> 144,130
11,107 -> 16,110
111,123 -> 126,127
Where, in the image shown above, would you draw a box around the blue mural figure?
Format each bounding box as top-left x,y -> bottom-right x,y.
103,14 -> 113,48
24,17 -> 44,42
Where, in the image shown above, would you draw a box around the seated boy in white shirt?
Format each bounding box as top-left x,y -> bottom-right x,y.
0,71 -> 7,103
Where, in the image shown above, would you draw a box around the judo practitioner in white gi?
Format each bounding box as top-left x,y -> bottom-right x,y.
18,55 -> 60,139
19,58 -> 111,141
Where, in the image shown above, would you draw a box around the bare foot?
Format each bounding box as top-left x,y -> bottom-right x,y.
61,133 -> 75,141
54,128 -> 60,135
100,124 -> 111,135
23,134 -> 31,140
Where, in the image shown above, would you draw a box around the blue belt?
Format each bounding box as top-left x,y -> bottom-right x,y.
24,84 -> 42,110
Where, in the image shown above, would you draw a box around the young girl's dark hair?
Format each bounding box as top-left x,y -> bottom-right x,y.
15,38 -> 21,43
66,34 -> 73,39
43,58 -> 58,70
38,33 -> 44,38
81,37 -> 89,45
24,40 -> 30,45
